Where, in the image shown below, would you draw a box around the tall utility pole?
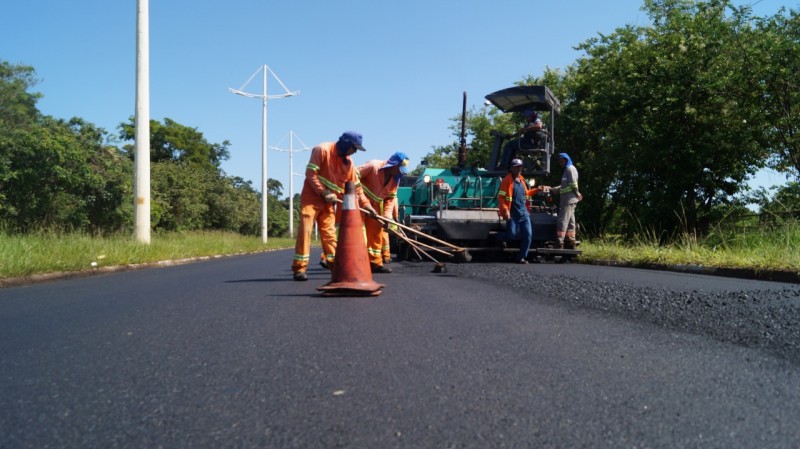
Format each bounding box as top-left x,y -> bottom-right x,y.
134,0 -> 151,244
270,131 -> 310,238
229,65 -> 298,243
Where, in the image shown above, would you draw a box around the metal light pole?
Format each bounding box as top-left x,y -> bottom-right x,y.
134,0 -> 150,244
270,131 -> 310,238
229,65 -> 298,243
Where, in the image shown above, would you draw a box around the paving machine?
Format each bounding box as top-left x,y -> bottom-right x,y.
393,86 -> 581,263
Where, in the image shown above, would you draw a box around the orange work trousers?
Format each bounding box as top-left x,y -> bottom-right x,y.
381,229 -> 391,262
363,211 -> 385,267
292,201 -> 337,273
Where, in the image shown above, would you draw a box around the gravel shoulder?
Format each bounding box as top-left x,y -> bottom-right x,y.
446,262 -> 800,365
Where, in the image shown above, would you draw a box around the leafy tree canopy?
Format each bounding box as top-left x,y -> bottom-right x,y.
119,117 -> 231,171
0,61 -> 41,128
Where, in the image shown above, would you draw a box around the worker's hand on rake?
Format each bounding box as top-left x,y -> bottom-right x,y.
363,205 -> 378,218
384,222 -> 398,232
322,189 -> 337,203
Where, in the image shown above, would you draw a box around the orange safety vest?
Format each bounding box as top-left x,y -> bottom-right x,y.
357,160 -> 400,219
497,173 -> 541,218
301,142 -> 370,209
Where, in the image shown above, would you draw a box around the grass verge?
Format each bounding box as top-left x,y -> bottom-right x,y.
2,223 -> 799,280
0,231 -> 295,279
579,221 -> 800,273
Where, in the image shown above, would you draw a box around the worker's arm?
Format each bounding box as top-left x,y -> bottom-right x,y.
305,146 -> 328,197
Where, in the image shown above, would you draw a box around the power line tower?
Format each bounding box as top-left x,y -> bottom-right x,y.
229,65 -> 299,243
270,131 -> 311,238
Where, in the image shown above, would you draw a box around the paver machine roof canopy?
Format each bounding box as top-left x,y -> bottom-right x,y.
484,85 -> 561,114
484,85 -> 561,177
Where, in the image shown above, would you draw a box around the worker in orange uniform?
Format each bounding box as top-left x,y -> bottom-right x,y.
357,152 -> 410,273
381,200 -> 399,264
292,131 -> 376,281
497,158 -> 542,264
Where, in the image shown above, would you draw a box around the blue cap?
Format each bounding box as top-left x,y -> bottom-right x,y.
338,131 -> 365,151
511,158 -> 523,167
381,151 -> 410,174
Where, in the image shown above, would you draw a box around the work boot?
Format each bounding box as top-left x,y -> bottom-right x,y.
293,271 -> 308,281
557,240 -> 564,249
319,259 -> 330,269
564,239 -> 576,249
371,264 -> 392,274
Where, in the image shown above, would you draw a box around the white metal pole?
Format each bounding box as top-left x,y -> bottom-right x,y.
261,65 -> 268,243
134,0 -> 151,244
289,131 -> 294,238
228,65 -> 298,243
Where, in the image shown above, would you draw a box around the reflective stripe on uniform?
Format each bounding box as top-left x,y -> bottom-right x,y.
318,175 -> 343,194
362,184 -> 383,204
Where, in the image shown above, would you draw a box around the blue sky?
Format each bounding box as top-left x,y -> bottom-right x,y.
1,0 -> 792,197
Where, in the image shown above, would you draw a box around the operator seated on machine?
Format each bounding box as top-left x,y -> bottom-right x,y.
515,108 -> 547,150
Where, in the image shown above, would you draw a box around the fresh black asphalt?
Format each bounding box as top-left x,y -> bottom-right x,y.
1,250 -> 799,448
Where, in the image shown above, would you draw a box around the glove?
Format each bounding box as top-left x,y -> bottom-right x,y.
322,189 -> 337,203
363,206 -> 378,218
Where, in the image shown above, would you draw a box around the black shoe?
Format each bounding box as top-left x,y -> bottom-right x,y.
319,260 -> 330,269
293,271 -> 308,281
371,264 -> 392,273
564,239 -> 576,249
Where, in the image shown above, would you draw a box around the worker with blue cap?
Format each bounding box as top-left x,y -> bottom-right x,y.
357,151 -> 411,273
292,131 -> 377,281
546,152 -> 582,249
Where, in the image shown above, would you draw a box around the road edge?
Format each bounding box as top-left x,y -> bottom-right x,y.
2,251 -> 799,288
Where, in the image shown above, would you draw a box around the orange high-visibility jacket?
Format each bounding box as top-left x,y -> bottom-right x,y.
497,173 -> 541,218
357,160 -> 400,219
301,142 -> 370,209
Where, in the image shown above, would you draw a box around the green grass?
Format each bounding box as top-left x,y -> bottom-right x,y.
2,222 -> 799,280
579,221 -> 800,273
0,231 -> 296,278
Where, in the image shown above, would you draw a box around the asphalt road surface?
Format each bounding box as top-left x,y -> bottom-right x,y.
1,249 -> 799,448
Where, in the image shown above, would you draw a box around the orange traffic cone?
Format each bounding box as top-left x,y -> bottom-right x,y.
317,181 -> 385,297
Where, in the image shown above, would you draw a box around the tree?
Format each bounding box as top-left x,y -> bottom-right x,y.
0,60 -> 41,128
150,161 -> 210,231
206,176 -> 260,235
752,8 -> 800,177
565,0 -> 769,237
118,117 -> 230,171
118,116 -> 270,235
0,117 -> 130,232
267,178 -> 284,199
754,182 -> 800,223
0,61 -> 43,218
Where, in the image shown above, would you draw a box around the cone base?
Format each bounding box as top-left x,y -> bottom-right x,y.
317,281 -> 385,297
